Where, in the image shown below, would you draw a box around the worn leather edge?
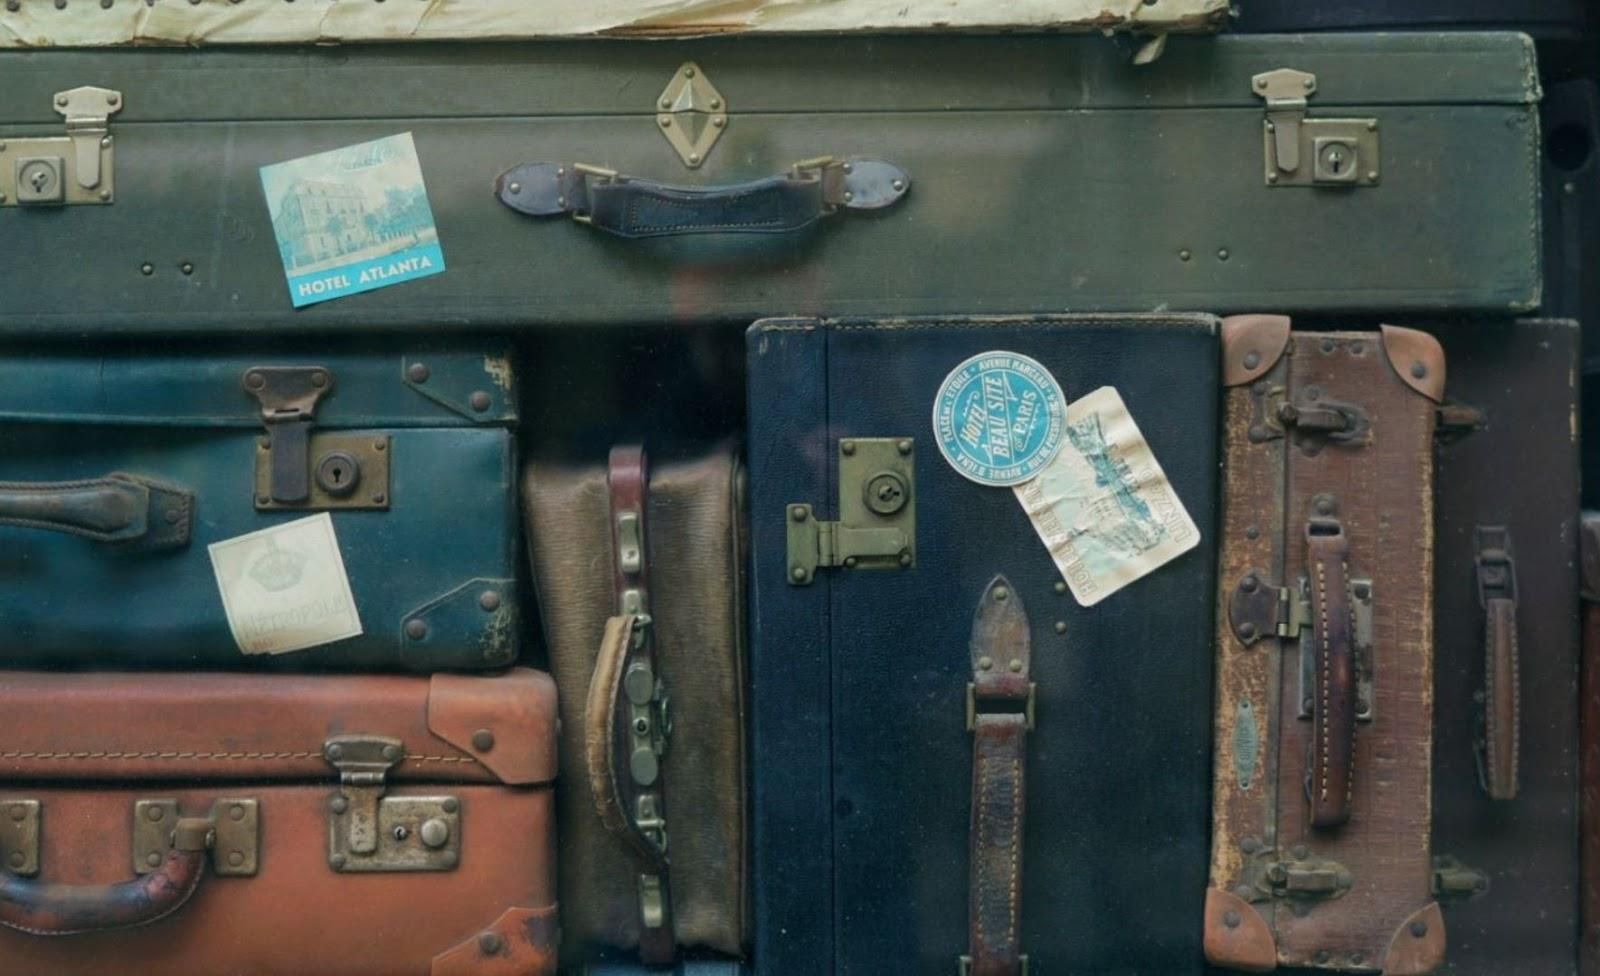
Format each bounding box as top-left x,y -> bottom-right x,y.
1202,888 -> 1276,971
427,669 -> 558,785
431,904 -> 559,976
1379,325 -> 1446,403
1220,315 -> 1292,388
1580,512 -> 1600,603
585,615 -> 634,839
1380,901 -> 1446,975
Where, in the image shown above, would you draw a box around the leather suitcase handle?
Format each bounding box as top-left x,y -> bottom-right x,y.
1305,515 -> 1356,829
495,157 -> 909,239
0,473 -> 192,550
0,817 -> 211,936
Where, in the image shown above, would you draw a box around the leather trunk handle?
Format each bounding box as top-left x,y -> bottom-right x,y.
585,613 -> 667,871
1476,527 -> 1520,800
495,157 -> 909,239
0,817 -> 211,936
1305,512 -> 1357,829
0,473 -> 192,550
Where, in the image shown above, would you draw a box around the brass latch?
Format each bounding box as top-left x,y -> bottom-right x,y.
1253,69 -> 1379,187
1229,571 -> 1375,721
325,735 -> 461,873
1267,853 -> 1355,900
787,437 -> 916,585
0,86 -> 122,207
1432,855 -> 1490,901
656,62 -> 727,169
0,800 -> 40,876
133,798 -> 260,877
244,366 -> 391,511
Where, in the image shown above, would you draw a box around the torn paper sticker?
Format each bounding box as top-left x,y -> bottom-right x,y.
208,513 -> 363,655
260,132 -> 444,308
1014,386 -> 1199,607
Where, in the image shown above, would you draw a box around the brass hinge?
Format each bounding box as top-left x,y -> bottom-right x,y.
0,86 -> 122,207
1253,68 -> 1379,187
1266,853 -> 1355,900
1432,855 -> 1490,901
1230,572 -> 1375,722
787,437 -> 916,585
133,798 -> 259,877
0,799 -> 40,877
325,735 -> 460,873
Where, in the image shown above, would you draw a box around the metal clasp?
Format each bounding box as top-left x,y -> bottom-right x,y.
1253,68 -> 1379,187
965,682 -> 1037,732
1474,527 -> 1517,607
133,798 -> 259,877
787,438 -> 916,584
325,735 -> 460,873
0,86 -> 122,207
1432,855 -> 1490,901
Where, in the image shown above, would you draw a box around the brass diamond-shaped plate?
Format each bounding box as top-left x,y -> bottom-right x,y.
656,62 -> 727,169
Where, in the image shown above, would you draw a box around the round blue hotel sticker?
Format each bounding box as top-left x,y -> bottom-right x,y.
932,351 -> 1066,487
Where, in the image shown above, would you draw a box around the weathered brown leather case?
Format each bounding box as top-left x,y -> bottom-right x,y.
0,669 -> 558,976
1428,319 -> 1581,975
1582,513 -> 1600,976
1206,316 -> 1445,974
523,448 -> 747,962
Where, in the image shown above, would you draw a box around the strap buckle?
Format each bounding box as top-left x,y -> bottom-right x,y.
1474,526 -> 1517,606
965,682 -> 1036,732
959,954 -> 1029,975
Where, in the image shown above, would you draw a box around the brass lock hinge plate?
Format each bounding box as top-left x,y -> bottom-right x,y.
254,432 -> 391,511
133,798 -> 259,877
786,437 -> 916,585
1236,846 -> 1354,905
0,799 -> 40,877
1253,69 -> 1379,187
1432,855 -> 1490,901
656,62 -> 727,169
0,86 -> 121,207
324,735 -> 461,873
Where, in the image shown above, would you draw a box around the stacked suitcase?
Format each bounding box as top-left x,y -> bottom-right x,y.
0,8 -> 1595,976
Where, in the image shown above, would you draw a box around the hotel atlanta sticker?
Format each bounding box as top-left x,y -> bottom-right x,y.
208,514 -> 363,655
260,133 -> 444,308
933,351 -> 1066,487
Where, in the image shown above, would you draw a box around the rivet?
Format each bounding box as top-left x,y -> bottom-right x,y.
893,178 -> 907,192
407,362 -> 430,383
478,932 -> 504,955
843,556 -> 859,569
684,66 -> 696,77
1256,78 -> 1268,90
228,851 -> 245,867
710,98 -> 721,109
326,744 -> 344,760
1233,885 -> 1254,902
1240,837 -> 1260,853
370,492 -> 386,504
713,117 -> 726,128
1223,911 -> 1241,929
660,99 -> 672,109
842,163 -> 853,174
993,586 -> 1009,602
1315,498 -> 1333,516
1314,950 -> 1330,964
1241,575 -> 1258,592
1217,248 -> 1230,261
840,441 -> 856,455
1291,843 -> 1309,860
1178,249 -> 1192,261
330,854 -> 346,870
1350,952 -> 1365,965
1367,121 -> 1377,131
56,95 -> 69,107
688,153 -> 701,165
791,567 -> 807,581
660,117 -> 672,128
406,618 -> 428,640
256,495 -> 271,505
374,439 -> 386,452
7,852 -> 21,869
898,552 -> 912,567
1239,622 -> 1257,640
1009,659 -> 1022,672
442,799 -> 459,814
1411,362 -> 1427,379
382,744 -> 402,762
791,506 -> 808,522
1054,621 -> 1066,634
1245,525 -> 1260,540
896,439 -> 912,455
1410,921 -> 1428,938
472,729 -> 496,752
1265,121 -> 1276,132
8,805 -> 25,822
229,804 -> 246,821
1321,338 -> 1336,354
99,189 -> 112,201
843,191 -> 853,202
1267,172 -> 1279,184
507,181 -> 521,194
1054,581 -> 1067,595
469,391 -> 492,412
146,806 -> 165,822
140,262 -> 154,276
1242,351 -> 1261,369
1303,78 -> 1314,90
440,851 -> 458,868
978,656 -> 993,670
180,262 -> 194,276
479,590 -> 501,612
557,196 -> 567,207
146,852 -> 162,867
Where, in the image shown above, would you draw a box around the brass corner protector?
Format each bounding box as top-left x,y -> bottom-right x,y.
1379,325 -> 1446,403
1220,315 -> 1291,387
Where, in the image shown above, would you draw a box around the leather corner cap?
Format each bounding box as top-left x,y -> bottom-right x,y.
432,905 -> 558,976
428,669 -> 558,786
1380,325 -> 1446,403
1202,888 -> 1276,972
1220,315 -> 1291,388
1382,902 -> 1446,976
1580,512 -> 1600,603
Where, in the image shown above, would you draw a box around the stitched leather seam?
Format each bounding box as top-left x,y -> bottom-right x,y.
1509,604 -> 1520,786
0,751 -> 476,764
0,854 -> 203,938
1317,559 -> 1330,804
1342,559 -> 1355,806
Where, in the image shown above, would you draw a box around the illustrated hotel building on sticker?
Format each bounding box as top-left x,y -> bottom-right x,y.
273,180 -> 372,269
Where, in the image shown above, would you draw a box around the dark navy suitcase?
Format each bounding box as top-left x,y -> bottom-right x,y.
746,315 -> 1220,975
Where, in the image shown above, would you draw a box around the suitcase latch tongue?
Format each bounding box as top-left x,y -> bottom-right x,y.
324,735 -> 461,873
1253,69 -> 1379,187
786,438 -> 916,585
1,86 -> 121,207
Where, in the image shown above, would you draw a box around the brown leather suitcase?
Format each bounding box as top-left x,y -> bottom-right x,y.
0,668 -> 558,976
1428,319 -> 1582,974
523,446 -> 746,965
1582,512 -> 1600,976
1205,315 -> 1445,974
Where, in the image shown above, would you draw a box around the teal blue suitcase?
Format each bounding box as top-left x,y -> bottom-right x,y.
0,341 -> 519,671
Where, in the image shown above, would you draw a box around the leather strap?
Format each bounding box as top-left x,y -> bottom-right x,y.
0,473 -> 192,550
604,446 -> 675,964
1305,511 -> 1356,829
964,575 -> 1032,976
495,157 -> 909,238
1475,526 -> 1520,801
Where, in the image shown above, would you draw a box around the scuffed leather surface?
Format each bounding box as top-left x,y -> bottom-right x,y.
0,784 -> 555,975
431,905 -> 558,976
523,449 -> 746,958
0,670 -> 553,784
428,670 -> 559,785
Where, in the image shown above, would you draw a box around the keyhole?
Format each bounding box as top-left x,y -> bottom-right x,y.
329,464 -> 345,485
314,450 -> 361,497
1326,148 -> 1346,174
29,169 -> 48,192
